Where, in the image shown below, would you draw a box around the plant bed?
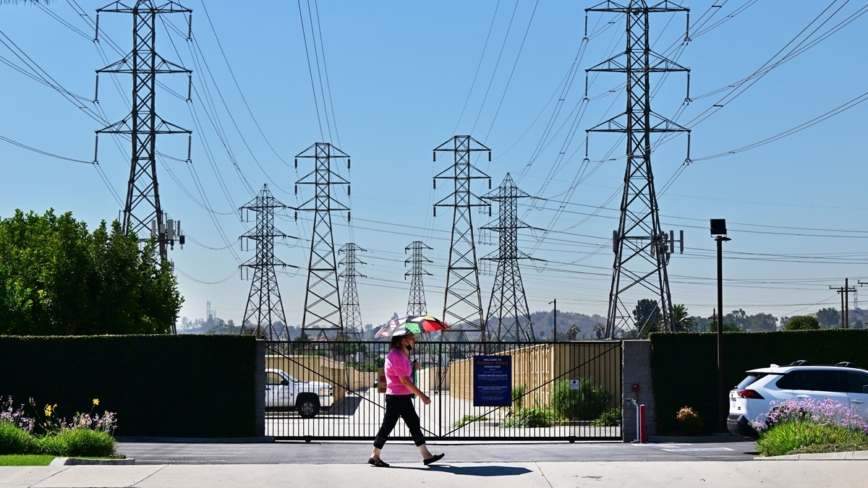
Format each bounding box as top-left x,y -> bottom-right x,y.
753,398 -> 868,457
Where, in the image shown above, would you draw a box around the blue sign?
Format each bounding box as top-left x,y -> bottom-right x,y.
473,356 -> 512,407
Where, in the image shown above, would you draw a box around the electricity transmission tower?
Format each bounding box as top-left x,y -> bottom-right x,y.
339,243 -> 366,340
295,143 -> 351,340
433,136 -> 491,341
94,0 -> 192,261
239,184 -> 294,341
585,0 -> 690,338
481,173 -> 536,343
405,241 -> 434,317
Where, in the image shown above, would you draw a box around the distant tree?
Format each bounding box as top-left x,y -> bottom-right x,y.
724,309 -> 749,330
633,299 -> 662,335
816,308 -> 840,329
778,316 -> 791,329
784,316 -> 820,331
672,304 -> 698,332
593,323 -> 604,339
747,313 -> 777,332
708,320 -> 740,332
566,323 -> 580,341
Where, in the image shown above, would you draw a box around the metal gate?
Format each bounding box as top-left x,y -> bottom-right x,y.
264,340 -> 621,441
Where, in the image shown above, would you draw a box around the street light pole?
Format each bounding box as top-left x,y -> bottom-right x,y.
549,299 -> 557,343
711,219 -> 730,433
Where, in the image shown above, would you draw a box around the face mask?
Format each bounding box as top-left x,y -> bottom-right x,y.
406,344 -> 414,351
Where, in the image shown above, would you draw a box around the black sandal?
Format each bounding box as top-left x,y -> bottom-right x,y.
368,457 -> 390,467
423,453 -> 445,466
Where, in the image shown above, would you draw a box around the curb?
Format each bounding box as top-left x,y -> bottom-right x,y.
755,450 -> 868,461
116,436 -> 275,444
50,457 -> 136,466
648,435 -> 748,443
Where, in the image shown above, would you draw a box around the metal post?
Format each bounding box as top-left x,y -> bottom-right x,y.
715,235 -> 730,433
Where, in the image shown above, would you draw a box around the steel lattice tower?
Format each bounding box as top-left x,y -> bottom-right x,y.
339,243 -> 366,340
586,0 -> 690,338
95,0 -> 192,261
433,136 -> 491,342
481,174 -> 536,343
295,143 -> 350,340
239,184 -> 294,341
405,241 -> 433,317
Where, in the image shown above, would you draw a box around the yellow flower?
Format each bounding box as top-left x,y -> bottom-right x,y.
93,399 -> 100,406
44,404 -> 54,417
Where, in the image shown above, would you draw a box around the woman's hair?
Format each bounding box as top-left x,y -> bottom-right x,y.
389,334 -> 413,350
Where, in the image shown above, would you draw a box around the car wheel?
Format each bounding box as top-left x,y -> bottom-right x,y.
297,395 -> 320,418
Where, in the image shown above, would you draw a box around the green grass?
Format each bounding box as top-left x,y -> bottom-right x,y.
36,429 -> 117,457
501,407 -> 561,428
757,421 -> 868,457
452,415 -> 488,428
0,455 -> 56,466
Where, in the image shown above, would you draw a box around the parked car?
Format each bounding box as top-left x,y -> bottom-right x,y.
728,361 -> 868,438
265,369 -> 333,418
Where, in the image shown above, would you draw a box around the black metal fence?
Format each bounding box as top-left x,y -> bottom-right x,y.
264,340 -> 622,441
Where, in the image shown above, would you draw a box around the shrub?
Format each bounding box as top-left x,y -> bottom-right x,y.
675,406 -> 704,435
757,422 -> 868,457
550,379 -> 611,420
511,385 -> 526,411
0,424 -> 36,455
501,408 -> 560,428
784,316 -> 820,331
36,429 -> 116,457
591,408 -> 621,427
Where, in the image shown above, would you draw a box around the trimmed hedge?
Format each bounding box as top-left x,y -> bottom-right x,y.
649,329 -> 868,434
0,335 -> 256,437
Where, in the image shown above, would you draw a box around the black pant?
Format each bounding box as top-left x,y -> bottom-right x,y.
374,394 -> 426,448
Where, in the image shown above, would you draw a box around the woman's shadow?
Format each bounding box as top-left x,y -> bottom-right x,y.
391,465 -> 532,477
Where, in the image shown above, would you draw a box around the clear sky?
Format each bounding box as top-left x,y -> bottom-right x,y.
2,1 -> 867,329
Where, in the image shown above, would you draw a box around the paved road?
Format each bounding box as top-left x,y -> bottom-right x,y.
118,440 -> 758,464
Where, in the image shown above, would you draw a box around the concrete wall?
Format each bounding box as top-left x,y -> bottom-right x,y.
621,340 -> 657,442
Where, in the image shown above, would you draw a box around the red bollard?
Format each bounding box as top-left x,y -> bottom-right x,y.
639,404 -> 647,443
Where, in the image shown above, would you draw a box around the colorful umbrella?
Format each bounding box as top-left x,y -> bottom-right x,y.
374,315 -> 450,338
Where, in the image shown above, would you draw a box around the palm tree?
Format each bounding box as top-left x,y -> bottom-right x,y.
672,304 -> 698,332
593,323 -> 604,339
566,324 -> 580,341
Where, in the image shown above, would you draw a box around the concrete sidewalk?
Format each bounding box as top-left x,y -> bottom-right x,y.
3,461 -> 868,488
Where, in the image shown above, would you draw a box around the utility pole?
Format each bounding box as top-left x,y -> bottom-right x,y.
94,0 -> 192,263
432,136 -> 491,342
339,243 -> 366,340
239,184 -> 295,341
549,299 -> 557,343
405,241 -> 434,317
830,279 -> 856,329
585,0 -> 690,338
481,173 -> 536,343
295,143 -> 351,341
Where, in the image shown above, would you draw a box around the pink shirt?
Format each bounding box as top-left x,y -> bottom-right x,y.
384,348 -> 413,396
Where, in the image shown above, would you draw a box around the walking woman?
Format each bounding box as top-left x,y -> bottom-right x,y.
369,329 -> 444,467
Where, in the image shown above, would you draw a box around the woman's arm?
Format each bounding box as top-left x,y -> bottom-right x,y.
398,375 -> 431,405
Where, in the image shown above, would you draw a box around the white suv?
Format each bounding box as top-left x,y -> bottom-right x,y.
728,361 -> 868,437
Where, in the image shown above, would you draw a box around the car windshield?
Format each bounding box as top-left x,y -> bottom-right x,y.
736,373 -> 767,390
286,374 -> 299,383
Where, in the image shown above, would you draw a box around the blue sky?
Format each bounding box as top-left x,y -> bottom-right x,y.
2,1 -> 867,329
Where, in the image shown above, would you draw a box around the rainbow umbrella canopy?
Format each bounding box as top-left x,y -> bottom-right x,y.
374,315 -> 450,338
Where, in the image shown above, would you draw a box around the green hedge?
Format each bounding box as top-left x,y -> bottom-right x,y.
649,329 -> 868,434
0,335 -> 256,437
